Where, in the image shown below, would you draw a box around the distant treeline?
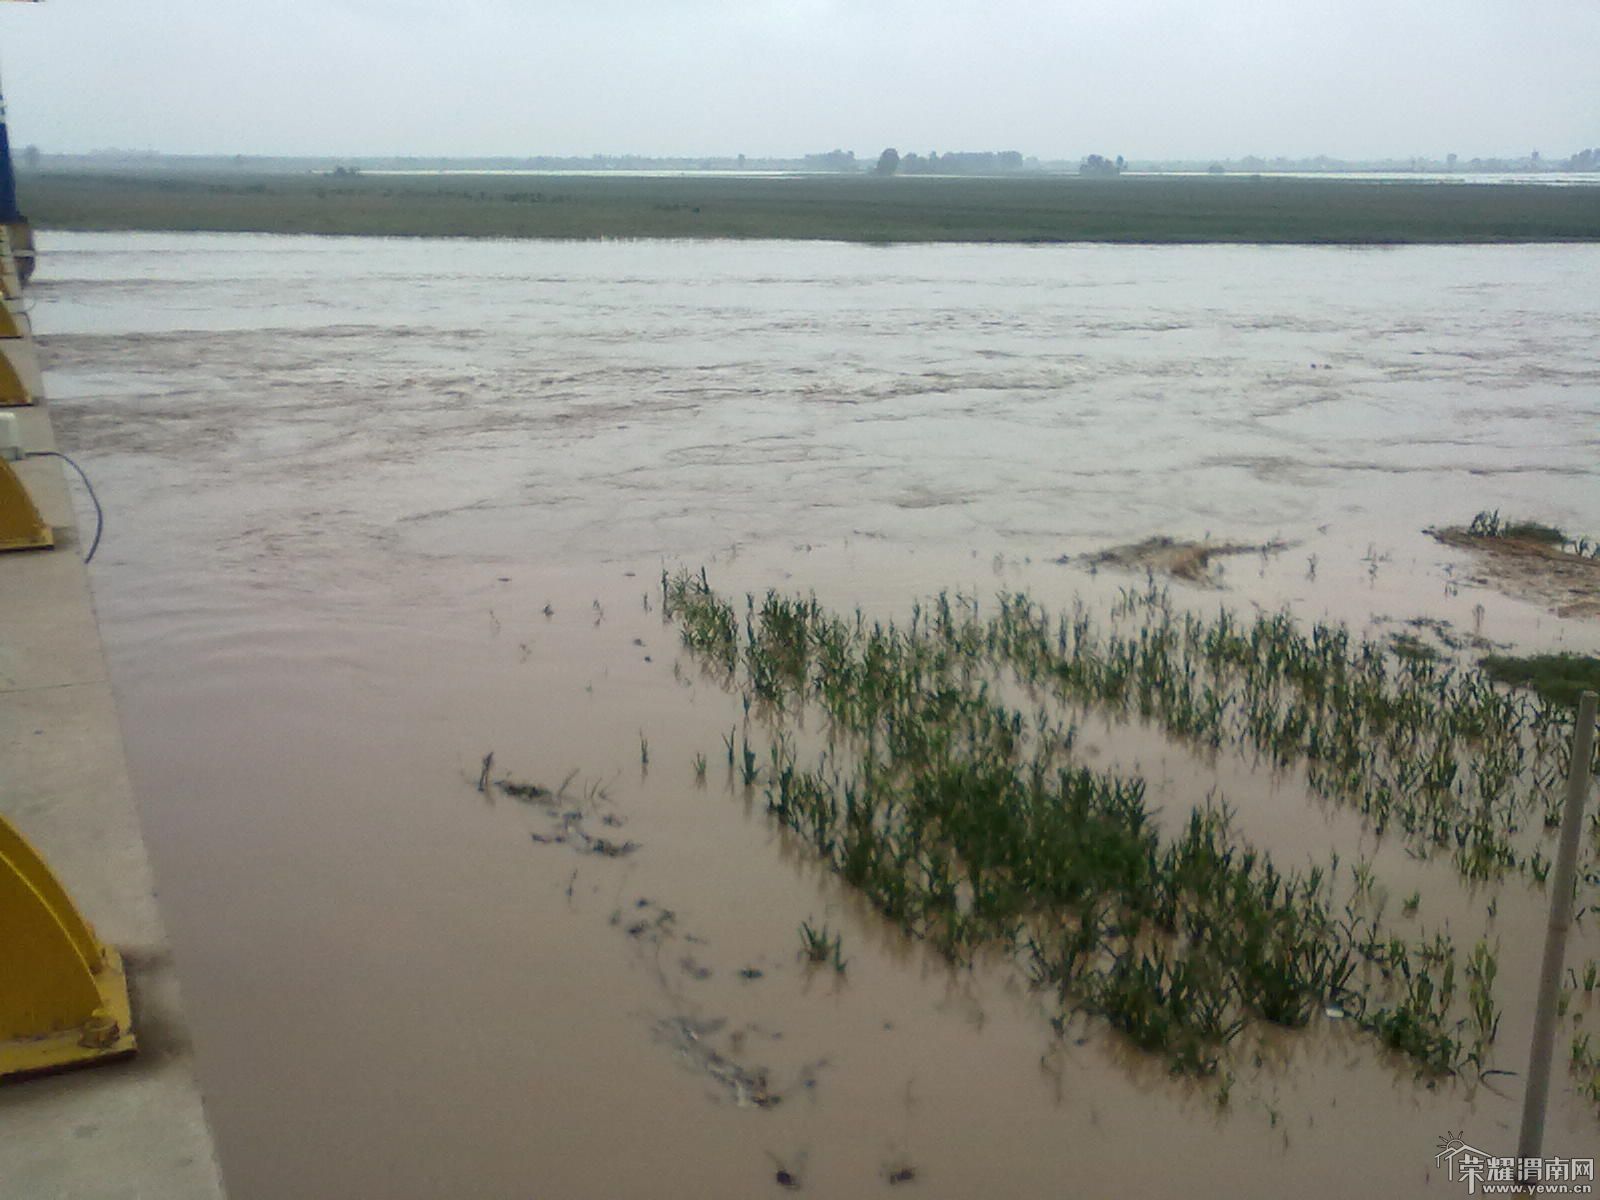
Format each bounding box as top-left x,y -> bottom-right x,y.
876,150 -> 1031,175
806,149 -> 1036,174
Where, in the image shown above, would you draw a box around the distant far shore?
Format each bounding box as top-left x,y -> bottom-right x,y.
19,168 -> 1600,245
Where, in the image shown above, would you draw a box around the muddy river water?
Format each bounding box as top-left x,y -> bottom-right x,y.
30,233 -> 1600,1197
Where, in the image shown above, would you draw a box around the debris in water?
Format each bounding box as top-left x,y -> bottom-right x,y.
624,902 -> 676,943
654,1016 -> 780,1109
492,774 -> 637,859
1073,535 -> 1291,586
500,779 -> 552,802
768,1150 -> 808,1191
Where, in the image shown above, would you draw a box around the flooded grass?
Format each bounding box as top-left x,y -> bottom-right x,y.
24,169 -> 1600,243
1462,509 -> 1600,562
798,920 -> 848,973
1479,653 -> 1600,708
1466,509 -> 1569,546
980,579 -> 1573,883
659,569 -> 1600,1086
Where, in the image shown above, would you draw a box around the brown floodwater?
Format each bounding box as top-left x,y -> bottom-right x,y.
32,232 -> 1600,1198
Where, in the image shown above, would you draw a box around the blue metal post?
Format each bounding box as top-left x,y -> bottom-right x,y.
0,90 -> 22,224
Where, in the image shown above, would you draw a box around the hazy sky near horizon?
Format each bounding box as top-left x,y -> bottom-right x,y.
2,0 -> 1594,161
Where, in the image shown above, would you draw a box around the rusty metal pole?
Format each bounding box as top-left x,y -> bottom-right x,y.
1519,690 -> 1598,1168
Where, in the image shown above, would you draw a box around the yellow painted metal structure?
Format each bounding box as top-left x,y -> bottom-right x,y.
0,814 -> 136,1080
0,237 -> 19,300
0,225 -> 32,402
0,457 -> 50,550
0,346 -> 30,404
0,216 -> 46,544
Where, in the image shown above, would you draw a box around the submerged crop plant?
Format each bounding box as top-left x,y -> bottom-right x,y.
661,570 -> 1577,1084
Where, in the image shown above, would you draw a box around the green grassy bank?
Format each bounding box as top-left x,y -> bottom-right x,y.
21,169 -> 1600,244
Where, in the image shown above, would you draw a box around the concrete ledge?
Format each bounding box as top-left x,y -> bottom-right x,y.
0,309 -> 225,1197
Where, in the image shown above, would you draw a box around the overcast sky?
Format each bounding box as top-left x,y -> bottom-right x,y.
2,0 -> 1594,161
